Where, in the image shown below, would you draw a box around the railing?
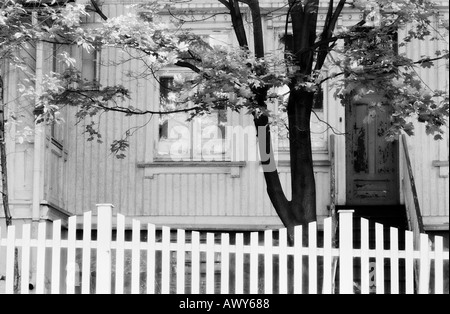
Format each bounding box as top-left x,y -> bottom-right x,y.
401,134 -> 430,292
0,204 -> 448,294
401,134 -> 425,235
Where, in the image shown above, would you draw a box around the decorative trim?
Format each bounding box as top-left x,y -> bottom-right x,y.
276,159 -> 332,167
423,216 -> 449,231
138,161 -> 247,179
138,161 -> 246,168
432,160 -> 449,167
432,160 -> 449,178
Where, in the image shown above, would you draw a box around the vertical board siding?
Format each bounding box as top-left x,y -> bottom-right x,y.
61,1 -> 331,226
400,19 -> 450,221
63,1 -> 446,228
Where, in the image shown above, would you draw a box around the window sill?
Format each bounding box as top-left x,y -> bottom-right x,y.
138,161 -> 247,179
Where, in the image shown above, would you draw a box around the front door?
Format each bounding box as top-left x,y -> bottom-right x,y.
345,100 -> 399,205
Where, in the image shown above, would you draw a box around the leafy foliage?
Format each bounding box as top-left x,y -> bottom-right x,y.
1,0 -> 448,158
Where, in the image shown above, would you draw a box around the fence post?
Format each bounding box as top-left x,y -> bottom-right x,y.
96,204 -> 113,294
338,210 -> 354,294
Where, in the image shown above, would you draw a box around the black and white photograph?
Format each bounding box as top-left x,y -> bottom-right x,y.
0,0 -> 448,299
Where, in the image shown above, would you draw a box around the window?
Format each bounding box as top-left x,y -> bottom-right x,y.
81,48 -> 98,83
157,77 -> 229,161
50,43 -> 66,146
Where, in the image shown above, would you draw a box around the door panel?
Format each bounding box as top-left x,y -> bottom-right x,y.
346,102 -> 399,205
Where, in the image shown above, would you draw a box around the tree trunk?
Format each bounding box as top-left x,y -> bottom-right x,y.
287,88 -> 317,225
0,76 -> 12,227
1,75 -> 19,293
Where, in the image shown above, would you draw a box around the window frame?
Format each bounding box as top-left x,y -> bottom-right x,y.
154,74 -> 232,162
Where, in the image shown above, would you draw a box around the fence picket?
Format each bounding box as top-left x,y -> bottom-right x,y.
161,226 -> 171,294
20,223 -> 31,294
322,218 -> 332,294
339,210 -> 353,294
418,233 -> 430,294
81,212 -> 92,294
35,222 -> 47,294
264,229 -> 274,294
115,214 -> 125,294
434,236 -> 444,294
404,231 -> 414,294
360,218 -> 370,294
1,205 -> 449,295
50,220 -> 61,294
131,219 -> 141,294
249,232 -> 259,294
308,222 -> 317,294
390,227 -> 399,294
96,204 -> 113,294
206,232 -> 215,294
235,233 -> 244,294
5,225 -> 16,294
220,233 -> 230,294
279,228 -> 288,294
66,216 -> 77,294
176,229 -> 186,294
191,231 -> 201,294
146,223 -> 156,294
293,225 -> 303,294
375,223 -> 384,294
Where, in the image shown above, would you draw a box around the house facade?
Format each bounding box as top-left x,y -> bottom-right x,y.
1,0 -> 448,240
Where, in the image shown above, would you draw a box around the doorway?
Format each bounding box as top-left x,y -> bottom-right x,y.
345,100 -> 400,205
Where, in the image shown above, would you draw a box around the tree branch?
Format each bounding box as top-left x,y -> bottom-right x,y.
315,0 -> 346,71
67,89 -> 201,115
90,0 -> 108,21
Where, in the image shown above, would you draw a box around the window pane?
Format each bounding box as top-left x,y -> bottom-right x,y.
157,77 -> 229,161
198,110 -> 227,161
81,49 -> 97,82
158,77 -> 191,159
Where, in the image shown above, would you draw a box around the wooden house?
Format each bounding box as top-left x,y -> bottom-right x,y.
1,0 -> 448,247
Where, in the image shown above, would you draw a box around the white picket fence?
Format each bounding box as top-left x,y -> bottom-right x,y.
0,204 -> 448,294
